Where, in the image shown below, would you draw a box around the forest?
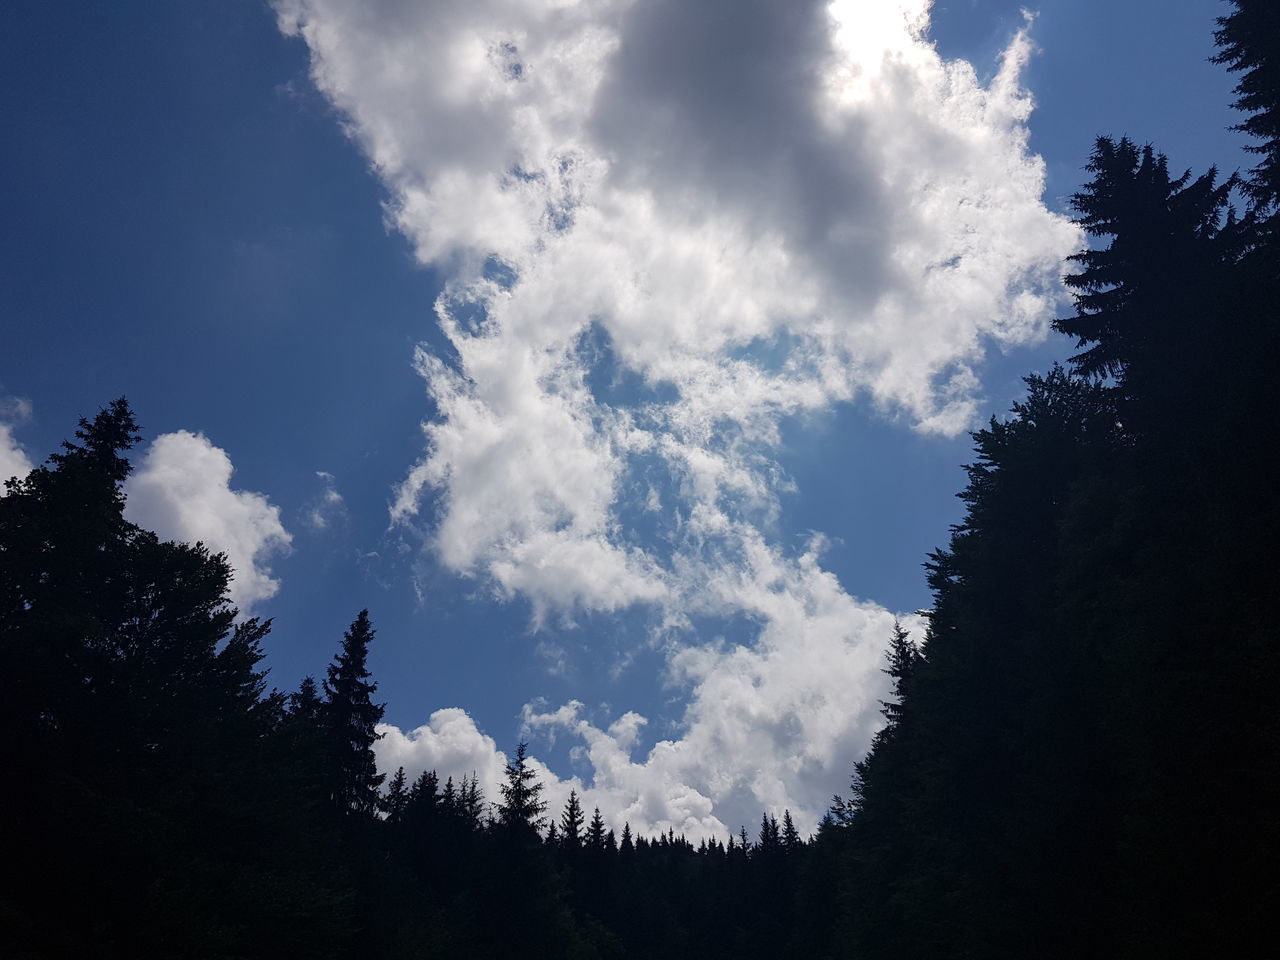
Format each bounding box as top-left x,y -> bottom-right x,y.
1,3 -> 1276,957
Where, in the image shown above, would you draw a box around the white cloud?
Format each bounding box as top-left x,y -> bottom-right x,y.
280,0 -> 1079,617
280,0 -> 1076,835
377,707 -> 510,802
125,431 -> 292,612
0,397 -> 34,491
376,575 -> 929,842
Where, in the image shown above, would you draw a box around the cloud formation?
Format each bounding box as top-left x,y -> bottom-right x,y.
377,546 -> 926,840
280,0 -> 1078,834
0,397 -> 34,491
126,431 -> 292,611
279,0 -> 1078,617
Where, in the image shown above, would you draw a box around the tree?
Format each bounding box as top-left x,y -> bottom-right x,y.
780,810 -> 801,853
757,814 -> 780,856
496,741 -> 547,835
459,773 -> 486,829
0,401 -> 353,957
587,806 -> 607,851
880,620 -> 919,726
1057,137 -> 1236,391
323,609 -> 385,817
384,767 -> 409,823
560,789 -> 585,850
1214,0 -> 1280,212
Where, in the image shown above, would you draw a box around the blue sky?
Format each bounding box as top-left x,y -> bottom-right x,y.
1,0 -> 1248,839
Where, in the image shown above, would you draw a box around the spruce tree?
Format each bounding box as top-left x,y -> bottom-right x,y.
587,806 -> 607,850
560,789 -> 585,850
384,767 -> 409,823
323,610 -> 385,817
1213,0 -> 1280,211
780,810 -> 801,852
0,401 -> 351,956
496,741 -> 547,835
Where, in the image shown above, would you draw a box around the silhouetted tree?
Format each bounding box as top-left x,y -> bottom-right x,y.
560,789 -> 585,851
781,810 -> 801,853
587,806 -> 607,850
496,741 -> 547,835
384,767 -> 409,823
1214,0 -> 1280,211
323,609 -> 385,817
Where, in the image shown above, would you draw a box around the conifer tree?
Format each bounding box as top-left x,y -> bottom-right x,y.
1213,0 -> 1280,211
440,775 -> 458,815
781,810 -> 801,852
758,814 -> 780,855
289,675 -> 323,722
459,773 -> 486,828
496,741 -> 547,835
560,789 -> 585,850
384,767 -> 409,823
323,610 -> 386,816
587,806 -> 607,850
0,401 -> 351,955
1057,137 -> 1236,392
880,620 -> 919,726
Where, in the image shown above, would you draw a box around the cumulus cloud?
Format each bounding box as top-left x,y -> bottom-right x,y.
0,397 -> 34,491
279,0 -> 1077,833
377,551 -> 927,841
377,707 -> 511,800
279,0 -> 1078,617
125,431 -> 292,611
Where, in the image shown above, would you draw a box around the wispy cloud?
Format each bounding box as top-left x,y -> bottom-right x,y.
303,469 -> 347,531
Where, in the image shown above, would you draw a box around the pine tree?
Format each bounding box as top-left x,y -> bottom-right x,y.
0,401 -> 351,956
757,813 -> 780,855
459,773 -> 486,829
384,767 -> 409,823
1057,137 -> 1236,389
440,775 -> 458,815
290,675 -> 323,722
560,789 -> 585,850
1213,0 -> 1280,212
322,610 -> 386,817
496,741 -> 547,835
880,619 -> 919,726
587,806 -> 607,851
781,810 -> 801,852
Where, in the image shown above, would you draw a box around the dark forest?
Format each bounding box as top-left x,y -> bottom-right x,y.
2,2 -> 1277,957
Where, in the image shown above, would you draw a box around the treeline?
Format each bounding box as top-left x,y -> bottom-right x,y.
0,395 -> 829,958
3,2 -> 1277,957
820,3 -> 1280,957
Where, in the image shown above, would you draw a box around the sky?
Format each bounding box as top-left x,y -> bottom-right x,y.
1,0 -> 1250,840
